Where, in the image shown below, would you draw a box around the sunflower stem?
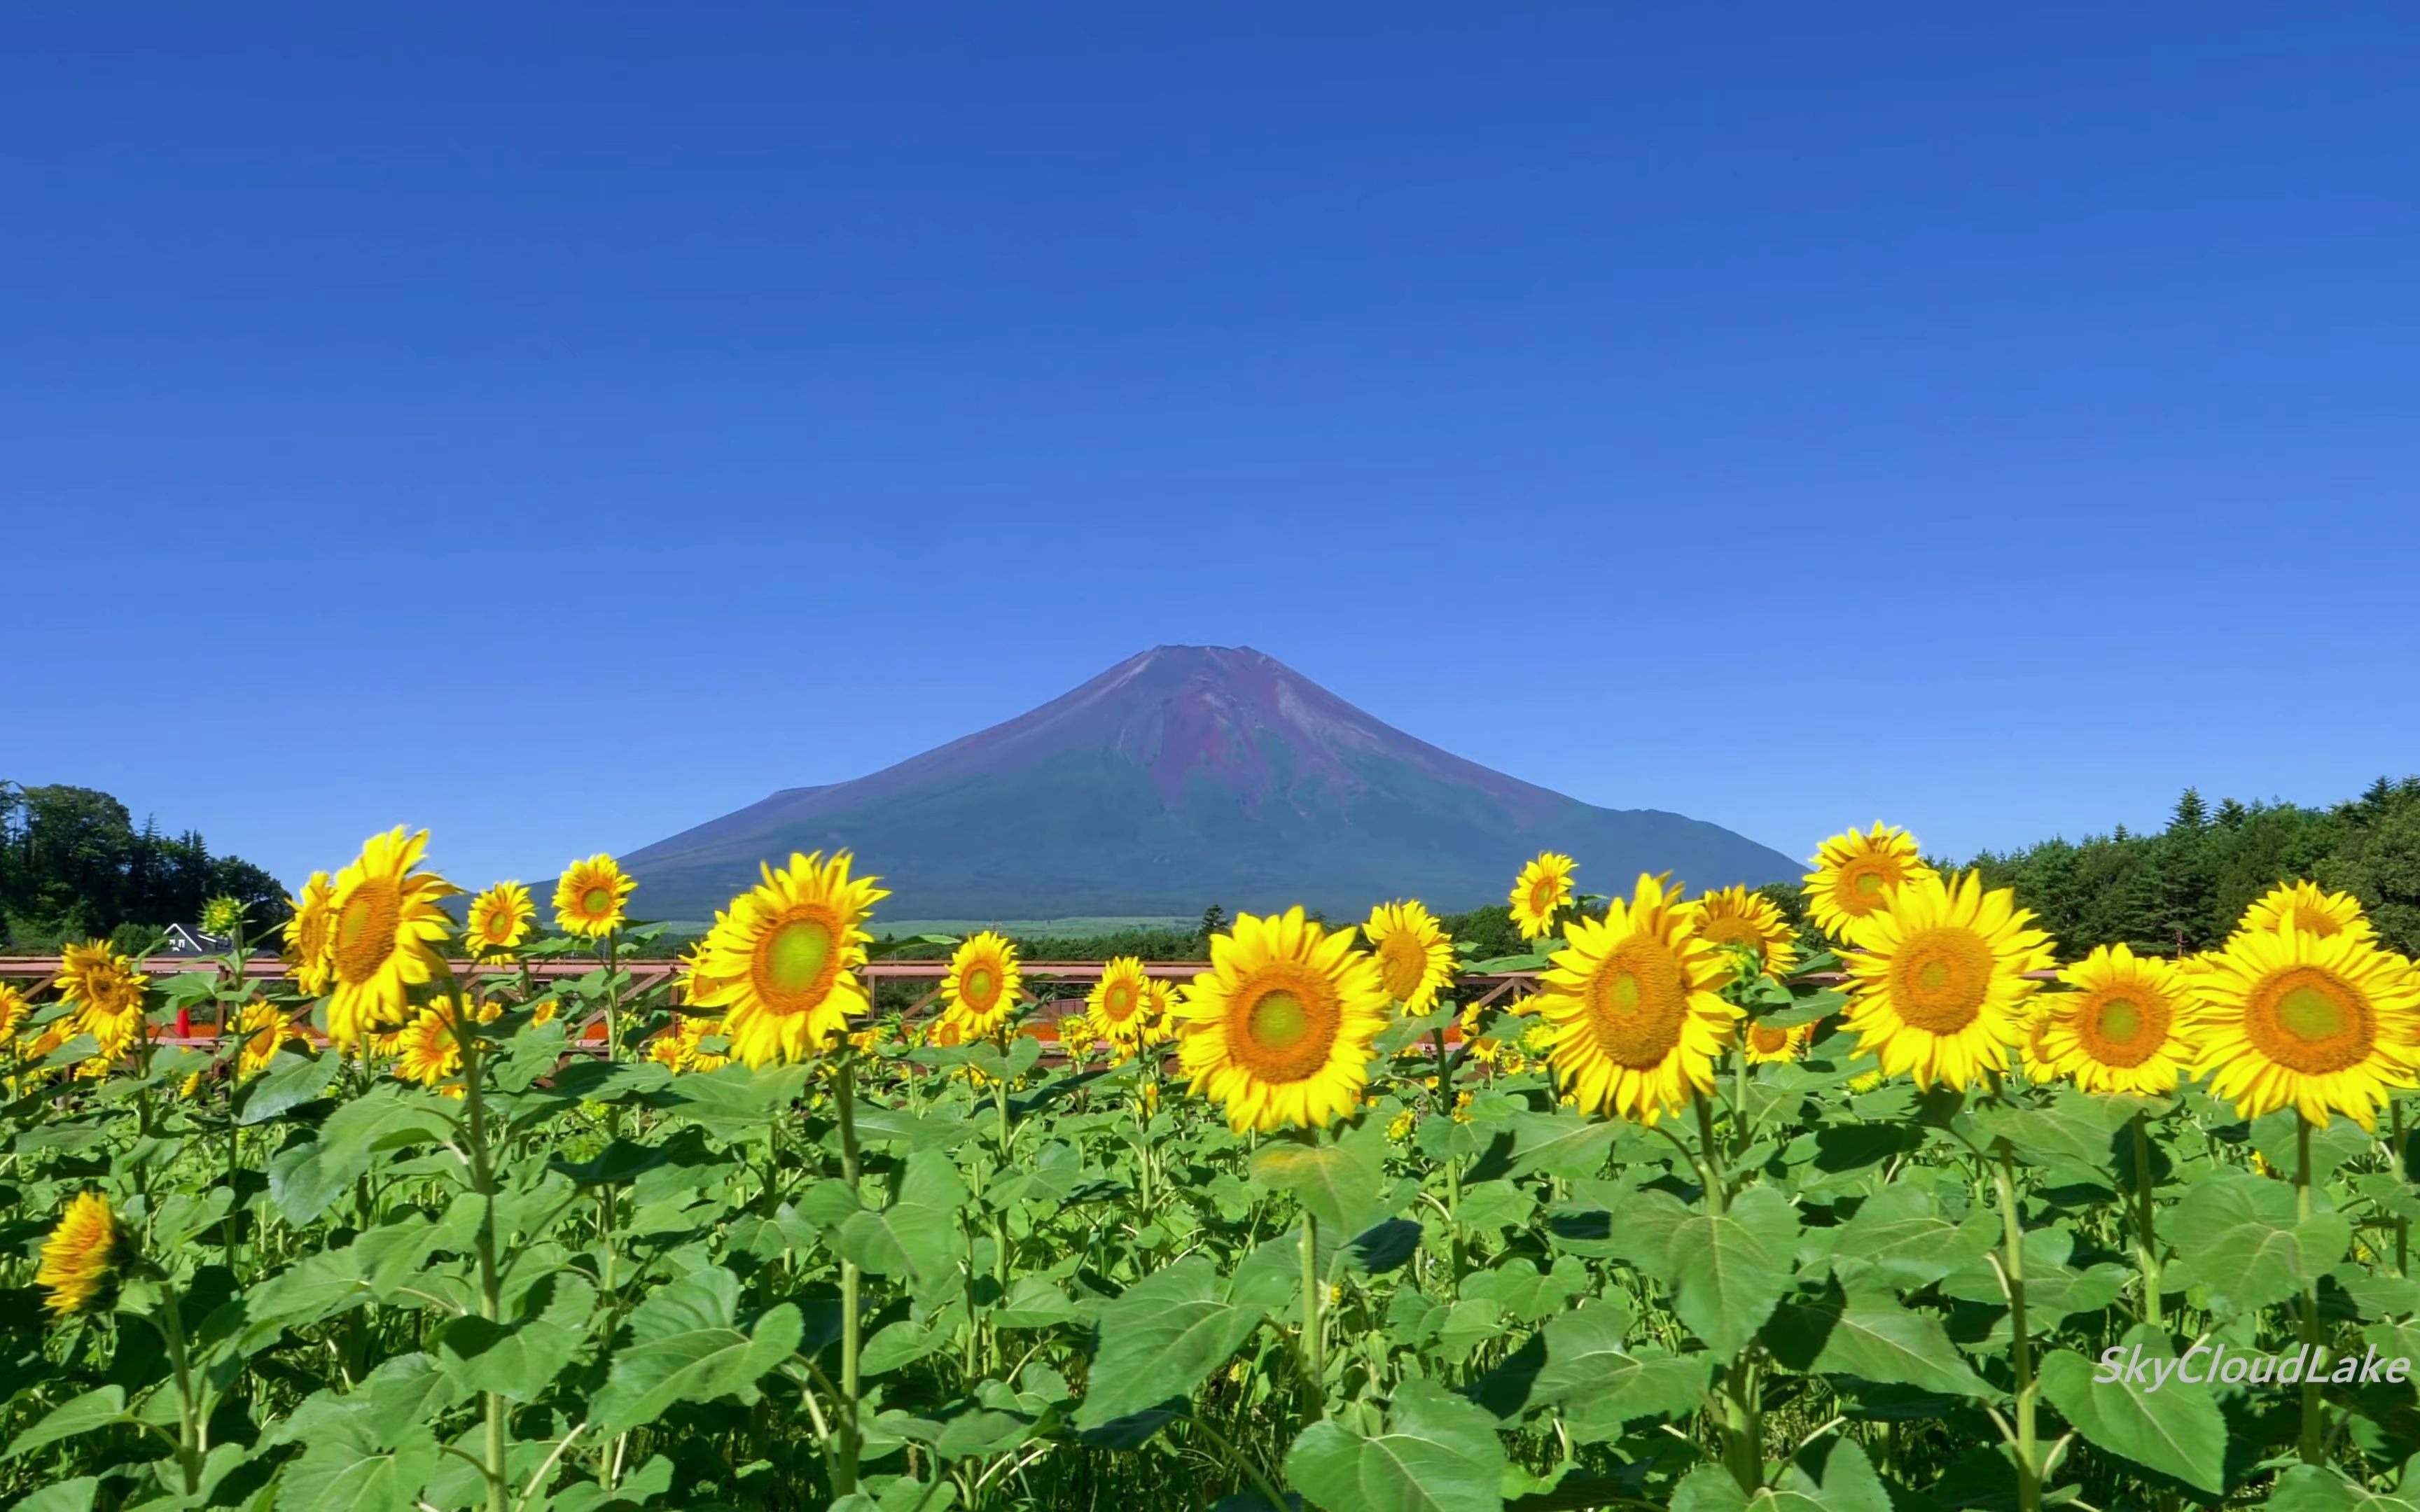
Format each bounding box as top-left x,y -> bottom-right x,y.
1693,1091 -> 1727,1215
835,1054 -> 864,1497
152,1268 -> 205,1497
2295,1115 -> 2328,1465
2129,1111 -> 2162,1326
1299,1207 -> 1325,1422
1431,1028 -> 1452,1114
1991,1138 -> 2041,1512
450,988 -> 511,1512
2394,1099 -> 2410,1279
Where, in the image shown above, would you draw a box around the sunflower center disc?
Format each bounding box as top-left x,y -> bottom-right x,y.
1750,1024 -> 1789,1054
2247,967 -> 2374,1073
964,967 -> 994,1007
1379,936 -> 1426,1000
583,886 -> 613,916
1585,938 -> 1688,1068
1853,868 -> 1886,899
1531,881 -> 1556,915
1891,926 -> 1991,1033
2097,997 -> 2142,1044
2293,906 -> 2339,936
759,915 -> 836,1010
333,881 -> 401,982
1249,990 -> 1307,1047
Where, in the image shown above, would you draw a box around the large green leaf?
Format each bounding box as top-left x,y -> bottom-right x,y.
274,1422 -> 440,1512
2037,1324 -> 2227,1495
434,1270 -> 596,1401
267,1085 -> 459,1224
234,1048 -> 339,1125
2168,1171 -> 2349,1313
1667,1186 -> 1799,1358
1503,1112 -> 1620,1180
833,1149 -> 972,1282
1669,1438 -> 1892,1511
1517,1301 -> 1710,1438
6,1386 -> 128,1460
1828,1184 -> 1994,1292
1284,1378 -> 1507,1512
2267,1464 -> 2420,1511
1072,1255 -> 1265,1431
1765,1287 -> 1996,1399
590,1266 -> 805,1436
1251,1135 -> 1386,1233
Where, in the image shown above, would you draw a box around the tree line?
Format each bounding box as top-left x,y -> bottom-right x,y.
0,782 -> 289,953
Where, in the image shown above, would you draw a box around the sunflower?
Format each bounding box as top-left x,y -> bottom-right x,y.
465,881 -> 536,957
674,941 -> 725,1007
231,1000 -> 309,1079
36,1191 -> 121,1317
2184,923 -> 2420,1130
530,997 -> 560,1026
322,830 -> 458,1049
284,870 -> 338,997
1688,886 -> 1798,982
941,931 -> 1024,1040
1534,873 -> 1739,1124
1055,1008 -> 1095,1058
552,854 -> 634,937
1804,824 -> 1938,941
2032,944 -> 2197,1096
0,983 -> 27,1042
2235,881 -> 2374,945
1363,900 -> 1455,1014
56,944 -> 149,1060
1088,957 -> 1157,1055
1509,853 -> 1578,941
693,851 -> 886,1067
1171,906 -> 1391,1133
1839,870 -> 2054,1091
1742,1019 -> 1814,1065
394,1000 -> 465,1094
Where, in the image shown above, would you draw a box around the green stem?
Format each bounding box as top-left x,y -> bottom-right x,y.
835,1056 -> 864,1497
1299,1208 -> 1325,1420
455,997 -> 510,1512
2130,1112 -> 2162,1326
2395,1099 -> 2410,1280
1694,1091 -> 1727,1216
2296,1116 -> 2328,1465
1431,1028 -> 1452,1114
1991,1139 -> 2040,1512
153,1270 -> 205,1496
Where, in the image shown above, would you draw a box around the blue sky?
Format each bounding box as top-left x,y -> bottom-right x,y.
5,6 -> 2416,894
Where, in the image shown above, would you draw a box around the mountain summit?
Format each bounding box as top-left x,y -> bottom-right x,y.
626,645 -> 1799,920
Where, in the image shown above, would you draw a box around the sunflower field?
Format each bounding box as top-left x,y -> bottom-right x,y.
3,823 -> 2419,1512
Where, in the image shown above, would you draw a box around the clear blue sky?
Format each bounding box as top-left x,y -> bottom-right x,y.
6,6 -> 2416,895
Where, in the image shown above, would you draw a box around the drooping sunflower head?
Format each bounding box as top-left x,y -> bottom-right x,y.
233,999 -> 307,1079
1688,885 -> 1798,983
942,930 -> 1024,1040
1088,957 -> 1157,1052
55,944 -> 150,1060
393,1000 -> 466,1094
553,854 -> 635,939
2184,922 -> 2420,1130
2036,943 -> 2197,1096
1363,899 -> 1455,1014
1139,977 -> 1177,1048
693,851 -> 887,1067
1804,824 -> 1938,941
36,1191 -> 123,1317
324,829 -> 459,1049
2236,881 -> 2374,946
284,870 -> 338,997
1535,872 -> 1740,1124
1741,1018 -> 1814,1065
465,881 -> 537,957
1840,869 -> 2054,1091
1171,907 -> 1392,1133
200,895 -> 248,937
1508,853 -> 1578,941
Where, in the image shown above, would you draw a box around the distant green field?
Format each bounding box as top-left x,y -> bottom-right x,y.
871,916 -> 1192,939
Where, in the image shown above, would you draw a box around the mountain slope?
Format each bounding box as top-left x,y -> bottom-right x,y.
626,646 -> 1800,920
